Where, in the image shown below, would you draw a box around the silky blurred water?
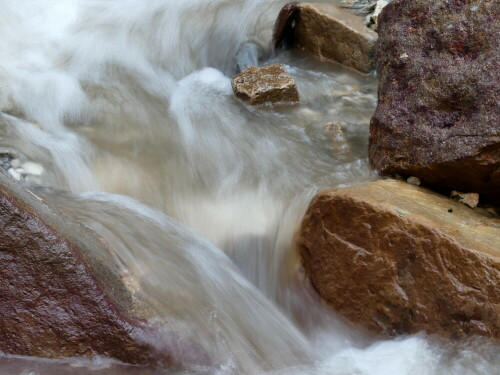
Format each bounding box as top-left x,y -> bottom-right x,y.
0,0 -> 498,374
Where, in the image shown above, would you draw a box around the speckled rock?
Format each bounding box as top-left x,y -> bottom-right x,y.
273,3 -> 378,73
298,179 -> 500,339
369,0 -> 500,205
0,169 -> 205,367
231,64 -> 299,105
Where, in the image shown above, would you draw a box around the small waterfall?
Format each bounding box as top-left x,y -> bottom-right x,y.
0,0 -> 497,374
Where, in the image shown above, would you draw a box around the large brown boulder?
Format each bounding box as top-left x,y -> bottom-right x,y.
273,3 -> 378,73
297,179 -> 500,339
369,0 -> 500,205
0,169 -> 190,366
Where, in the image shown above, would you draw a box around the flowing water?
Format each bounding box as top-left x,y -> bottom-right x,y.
0,0 -> 498,374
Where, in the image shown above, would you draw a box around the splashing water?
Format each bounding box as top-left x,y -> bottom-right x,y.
0,0 -> 498,374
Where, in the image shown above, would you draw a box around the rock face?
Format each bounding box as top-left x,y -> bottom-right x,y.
231,64 -> 299,105
298,179 -> 500,339
369,0 -> 500,205
273,3 -> 378,73
0,169 -> 175,366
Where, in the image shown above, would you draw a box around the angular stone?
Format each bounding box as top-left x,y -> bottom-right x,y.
231,64 -> 299,105
451,190 -> 480,209
0,169 -> 192,366
297,179 -> 500,339
273,3 -> 378,73
369,0 -> 500,205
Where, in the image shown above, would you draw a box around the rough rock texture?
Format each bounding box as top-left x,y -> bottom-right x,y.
451,190 -> 480,209
369,0 -> 500,205
0,169 -> 176,366
231,64 -> 299,105
273,3 -> 378,73
298,179 -> 500,339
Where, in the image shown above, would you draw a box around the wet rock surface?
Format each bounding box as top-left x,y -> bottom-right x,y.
273,3 -> 378,73
0,169 -> 176,366
298,179 -> 500,339
369,0 -> 500,205
231,63 -> 299,105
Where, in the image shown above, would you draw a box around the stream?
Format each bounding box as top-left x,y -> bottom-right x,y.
0,0 -> 498,374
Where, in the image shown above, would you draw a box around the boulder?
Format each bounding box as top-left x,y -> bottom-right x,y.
231,63 -> 299,105
297,179 -> 500,339
369,0 -> 500,205
0,169 -> 193,366
273,3 -> 378,73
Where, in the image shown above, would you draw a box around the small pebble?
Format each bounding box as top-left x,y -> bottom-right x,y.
407,176 -> 421,186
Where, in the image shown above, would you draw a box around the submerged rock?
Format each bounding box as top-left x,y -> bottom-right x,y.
369,0 -> 500,205
298,180 -> 500,339
273,3 -> 378,73
231,63 -> 299,105
323,122 -> 354,162
0,169 -> 200,367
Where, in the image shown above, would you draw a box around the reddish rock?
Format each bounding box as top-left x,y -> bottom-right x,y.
0,169 -> 179,366
298,180 -> 500,339
369,0 -> 500,204
273,3 -> 378,73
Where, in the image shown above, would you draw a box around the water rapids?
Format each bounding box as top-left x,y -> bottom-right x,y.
0,0 -> 498,374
